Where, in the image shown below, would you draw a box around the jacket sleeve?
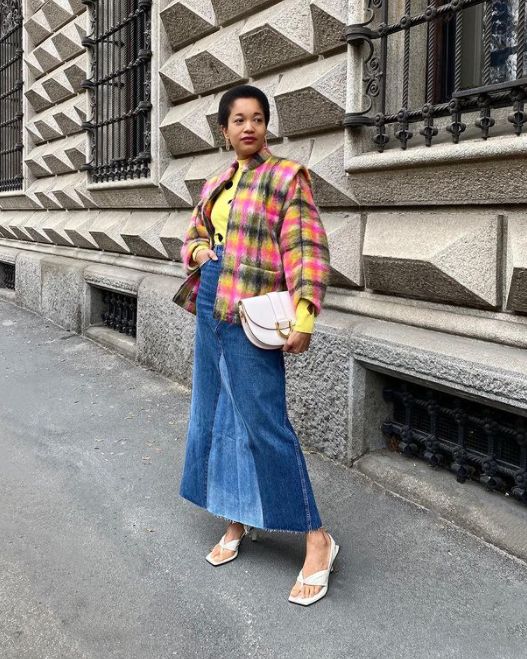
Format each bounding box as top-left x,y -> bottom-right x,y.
180,197 -> 211,275
278,167 -> 330,316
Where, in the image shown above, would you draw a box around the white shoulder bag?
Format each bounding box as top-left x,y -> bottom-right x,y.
238,291 -> 296,350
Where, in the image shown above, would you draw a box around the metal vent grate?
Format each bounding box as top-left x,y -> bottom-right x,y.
383,378 -> 527,505
100,290 -> 137,337
0,262 -> 15,289
0,1 -> 23,192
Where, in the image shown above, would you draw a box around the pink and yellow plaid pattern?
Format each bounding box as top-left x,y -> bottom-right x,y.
172,148 -> 330,325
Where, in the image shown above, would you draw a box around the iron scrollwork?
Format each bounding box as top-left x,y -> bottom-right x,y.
345,0 -> 527,152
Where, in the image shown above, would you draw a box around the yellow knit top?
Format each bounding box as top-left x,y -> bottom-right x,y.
192,159 -> 316,333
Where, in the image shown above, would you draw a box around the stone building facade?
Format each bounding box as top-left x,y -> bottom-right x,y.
1,0 -> 526,493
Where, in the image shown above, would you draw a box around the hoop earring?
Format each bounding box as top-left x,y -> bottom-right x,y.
225,136 -> 230,151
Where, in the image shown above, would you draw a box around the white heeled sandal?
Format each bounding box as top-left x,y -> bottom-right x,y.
288,534 -> 340,606
205,524 -> 257,566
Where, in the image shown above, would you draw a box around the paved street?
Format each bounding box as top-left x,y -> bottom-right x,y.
1,299 -> 526,659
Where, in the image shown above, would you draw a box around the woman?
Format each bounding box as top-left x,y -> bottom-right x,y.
173,85 -> 339,606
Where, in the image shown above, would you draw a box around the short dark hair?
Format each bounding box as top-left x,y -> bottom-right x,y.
218,85 -> 270,128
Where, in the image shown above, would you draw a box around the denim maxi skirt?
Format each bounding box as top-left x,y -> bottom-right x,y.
179,243 -> 322,532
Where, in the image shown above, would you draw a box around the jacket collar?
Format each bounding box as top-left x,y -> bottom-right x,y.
236,145 -> 273,172
206,146 -> 273,200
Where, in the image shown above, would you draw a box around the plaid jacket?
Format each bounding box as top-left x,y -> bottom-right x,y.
172,147 -> 330,325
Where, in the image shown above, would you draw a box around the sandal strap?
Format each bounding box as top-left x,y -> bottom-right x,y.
301,569 -> 330,587
219,533 -> 244,552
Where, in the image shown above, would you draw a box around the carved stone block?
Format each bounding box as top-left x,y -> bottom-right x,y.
161,0 -> 217,50
239,0 -> 313,76
309,0 -> 346,54
159,44 -> 195,104
159,157 -> 195,208
308,131 -> 356,206
506,214 -> 527,313
160,96 -> 215,156
185,23 -> 246,94
363,212 -> 500,309
274,53 -> 346,135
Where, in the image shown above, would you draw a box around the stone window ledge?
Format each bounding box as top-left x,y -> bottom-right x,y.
345,135 -> 527,174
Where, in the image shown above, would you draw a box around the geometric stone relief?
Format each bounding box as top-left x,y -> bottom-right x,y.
25,51 -> 45,79
4,213 -> 34,242
323,211 -> 364,287
33,39 -> 62,76
308,132 -> 357,206
51,16 -> 86,61
26,53 -> 87,109
25,178 -> 62,210
274,53 -> 346,135
24,11 -> 53,47
159,210 -> 193,260
40,211 -> 76,247
88,211 -> 132,254
29,0 -> 46,13
25,79 -> 54,113
29,16 -> 85,79
184,150 -> 231,203
239,0 -> 314,76
185,23 -> 246,94
49,172 -> 97,210
159,156 -> 195,208
270,136 -> 313,167
505,214 -> 527,313
160,0 -> 217,51
159,44 -> 195,104
0,212 -> 24,240
309,0 -> 346,54
25,134 -> 86,177
362,212 -> 500,309
41,0 -> 84,32
210,0 -> 276,25
63,211 -> 100,249
159,96 -> 215,157
24,211 -> 56,243
26,96 -> 86,144
120,211 -> 171,259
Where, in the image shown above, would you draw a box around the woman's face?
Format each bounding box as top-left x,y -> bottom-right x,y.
222,97 -> 267,159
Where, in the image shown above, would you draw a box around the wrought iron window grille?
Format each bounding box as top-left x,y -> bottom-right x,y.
345,0 -> 527,151
100,289 -> 137,337
0,0 -> 23,192
383,379 -> 527,505
0,262 -> 15,289
81,0 -> 152,183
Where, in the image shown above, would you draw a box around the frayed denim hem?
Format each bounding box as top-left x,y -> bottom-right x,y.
180,493 -> 323,535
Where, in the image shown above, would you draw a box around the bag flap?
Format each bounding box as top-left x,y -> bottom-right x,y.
239,291 -> 295,330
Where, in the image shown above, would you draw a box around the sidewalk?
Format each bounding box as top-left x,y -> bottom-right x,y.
1,299 -> 526,659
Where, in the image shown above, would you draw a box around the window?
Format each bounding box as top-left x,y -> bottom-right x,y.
81,0 -> 152,182
345,0 -> 527,151
0,0 -> 23,192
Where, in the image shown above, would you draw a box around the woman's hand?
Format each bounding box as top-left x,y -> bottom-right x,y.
194,248 -> 218,267
282,330 -> 311,354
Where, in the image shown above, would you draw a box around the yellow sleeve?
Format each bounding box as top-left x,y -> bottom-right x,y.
294,298 -> 316,334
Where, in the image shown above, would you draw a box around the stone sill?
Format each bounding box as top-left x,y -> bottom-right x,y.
0,237 -> 185,280
85,325 -> 137,361
0,289 -> 15,303
322,289 -> 527,350
355,450 -> 527,563
345,134 -> 527,173
86,177 -> 159,192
